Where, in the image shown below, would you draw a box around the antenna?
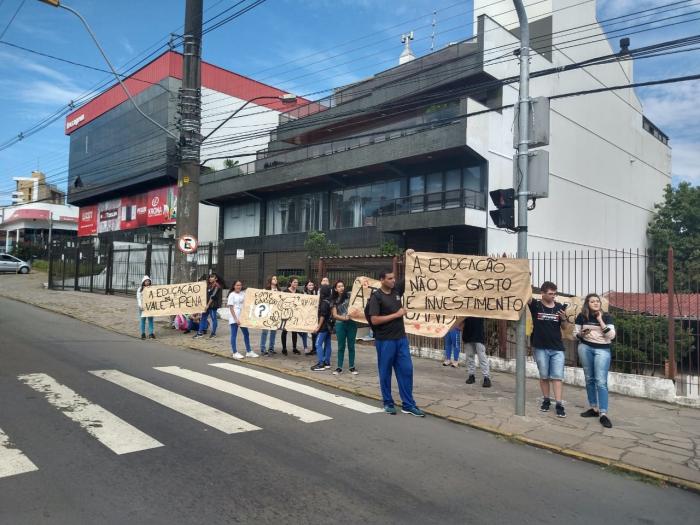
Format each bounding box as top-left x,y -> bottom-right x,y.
399,31 -> 416,65
431,11 -> 437,51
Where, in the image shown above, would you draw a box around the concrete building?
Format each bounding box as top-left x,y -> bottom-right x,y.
66,50 -> 310,244
199,0 -> 670,289
0,202 -> 78,253
12,171 -> 65,205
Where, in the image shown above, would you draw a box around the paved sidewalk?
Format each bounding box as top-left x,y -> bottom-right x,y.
2,272 -> 699,492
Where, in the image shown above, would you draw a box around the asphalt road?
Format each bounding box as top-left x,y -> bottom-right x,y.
0,296 -> 697,525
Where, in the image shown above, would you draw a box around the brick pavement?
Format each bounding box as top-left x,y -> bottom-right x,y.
1,272 -> 699,492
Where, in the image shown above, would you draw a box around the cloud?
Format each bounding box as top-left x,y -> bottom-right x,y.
14,80 -> 86,106
670,141 -> 700,184
121,37 -> 135,55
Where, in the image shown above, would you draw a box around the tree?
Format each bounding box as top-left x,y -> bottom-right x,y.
224,159 -> 239,169
304,230 -> 340,259
379,239 -> 403,256
647,182 -> 700,291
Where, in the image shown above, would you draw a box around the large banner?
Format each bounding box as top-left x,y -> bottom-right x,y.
141,281 -> 207,317
404,251 -> 532,321
528,294 -> 610,341
239,288 -> 320,333
348,276 -> 456,338
78,185 -> 177,237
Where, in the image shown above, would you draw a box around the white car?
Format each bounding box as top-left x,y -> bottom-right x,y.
0,254 -> 31,274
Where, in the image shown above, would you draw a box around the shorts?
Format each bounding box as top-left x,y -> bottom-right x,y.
533,348 -> 565,380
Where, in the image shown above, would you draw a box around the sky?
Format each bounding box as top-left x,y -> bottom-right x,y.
0,0 -> 698,206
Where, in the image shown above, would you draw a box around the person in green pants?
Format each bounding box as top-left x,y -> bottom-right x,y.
331,280 -> 359,375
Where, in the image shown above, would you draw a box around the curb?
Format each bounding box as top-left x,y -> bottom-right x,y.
2,290 -> 699,495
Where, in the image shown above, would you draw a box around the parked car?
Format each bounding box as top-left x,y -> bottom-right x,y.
0,254 -> 31,273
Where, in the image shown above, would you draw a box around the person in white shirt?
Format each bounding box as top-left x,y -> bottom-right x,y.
227,280 -> 258,359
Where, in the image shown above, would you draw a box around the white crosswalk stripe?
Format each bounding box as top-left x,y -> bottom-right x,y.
154,366 -> 332,423
90,370 -> 260,434
209,363 -> 383,414
18,373 -> 163,455
0,427 -> 38,479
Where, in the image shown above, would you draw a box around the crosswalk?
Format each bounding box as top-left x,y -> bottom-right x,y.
2,362 -> 382,480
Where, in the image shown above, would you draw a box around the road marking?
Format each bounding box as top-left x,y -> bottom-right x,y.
17,373 -> 163,455
209,363 -> 383,414
90,370 -> 260,434
0,427 -> 38,479
154,366 -> 332,423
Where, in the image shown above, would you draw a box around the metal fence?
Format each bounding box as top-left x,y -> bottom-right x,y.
47,244 -> 699,397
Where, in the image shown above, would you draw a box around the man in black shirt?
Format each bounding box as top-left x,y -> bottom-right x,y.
367,271 -> 424,417
529,281 -> 568,417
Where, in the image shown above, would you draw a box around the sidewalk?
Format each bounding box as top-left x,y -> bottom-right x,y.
2,272 -> 699,492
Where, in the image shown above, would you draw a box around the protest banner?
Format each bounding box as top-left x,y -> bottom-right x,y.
527,294 -> 610,341
348,276 -> 456,338
404,251 -> 532,321
141,281 -> 207,317
239,288 -> 319,333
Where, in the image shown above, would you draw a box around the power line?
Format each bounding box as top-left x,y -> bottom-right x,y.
0,0 -> 24,40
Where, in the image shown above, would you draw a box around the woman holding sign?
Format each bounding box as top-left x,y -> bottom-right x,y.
136,275 -> 155,340
574,293 -> 616,428
194,273 -> 223,339
331,280 -> 358,375
259,275 -> 280,355
228,280 -> 258,359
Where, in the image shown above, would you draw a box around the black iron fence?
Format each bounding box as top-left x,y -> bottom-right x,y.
47,243 -> 699,396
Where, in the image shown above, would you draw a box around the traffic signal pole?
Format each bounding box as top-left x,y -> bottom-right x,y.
174,0 -> 204,284
513,0 -> 530,417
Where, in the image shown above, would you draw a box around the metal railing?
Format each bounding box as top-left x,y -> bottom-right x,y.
376,189 -> 485,217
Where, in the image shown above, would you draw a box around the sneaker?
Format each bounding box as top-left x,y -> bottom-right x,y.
246,351 -> 259,358
308,349 -> 317,356
540,398 -> 551,412
232,352 -> 244,359
311,364 -> 325,372
293,349 -> 301,355
282,349 -> 288,356
323,362 -> 331,369
466,375 -> 475,384
384,405 -> 397,415
349,367 -> 359,375
268,349 -> 277,355
141,333 -> 146,340
401,406 -> 426,417
482,377 -> 492,388
599,415 -> 613,428
184,330 -> 191,334
209,333 -> 216,339
555,403 -> 566,418
193,333 -> 203,339
442,361 -> 450,367
580,408 -> 599,418
332,368 -> 342,375
148,334 -> 156,339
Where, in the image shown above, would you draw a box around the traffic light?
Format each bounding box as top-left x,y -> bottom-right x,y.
489,188 -> 515,229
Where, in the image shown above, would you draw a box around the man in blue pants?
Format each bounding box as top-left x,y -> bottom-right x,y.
368,271 -> 425,417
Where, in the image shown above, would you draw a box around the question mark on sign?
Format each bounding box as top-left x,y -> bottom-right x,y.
255,304 -> 269,318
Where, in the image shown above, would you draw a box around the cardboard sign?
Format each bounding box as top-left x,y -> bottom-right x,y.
404,251 -> 532,321
527,294 -> 610,341
239,288 -> 320,333
141,281 -> 207,317
348,276 -> 456,338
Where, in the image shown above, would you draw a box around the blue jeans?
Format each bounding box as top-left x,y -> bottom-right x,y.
138,309 -> 154,335
198,308 -> 218,336
578,343 -> 611,413
444,330 -> 460,361
533,348 -> 565,380
316,331 -> 332,365
230,323 -> 251,355
375,337 -> 416,410
260,329 -> 276,351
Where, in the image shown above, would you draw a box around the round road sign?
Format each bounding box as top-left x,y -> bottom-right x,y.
178,235 -> 198,254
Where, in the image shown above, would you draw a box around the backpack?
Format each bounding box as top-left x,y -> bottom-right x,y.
324,298 -> 336,332
174,314 -> 188,331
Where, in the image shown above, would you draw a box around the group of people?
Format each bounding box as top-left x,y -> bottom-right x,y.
137,272 -> 615,425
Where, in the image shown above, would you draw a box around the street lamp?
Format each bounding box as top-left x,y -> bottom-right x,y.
37,0 -> 177,139
202,94 -> 297,143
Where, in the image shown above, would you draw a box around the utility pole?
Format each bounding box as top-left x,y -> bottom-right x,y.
174,0 -> 204,283
513,0 -> 531,417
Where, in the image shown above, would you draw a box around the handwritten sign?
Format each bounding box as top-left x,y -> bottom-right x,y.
348,276 -> 456,338
527,294 -> 610,340
239,288 -> 319,333
141,281 -> 207,317
404,251 -> 532,321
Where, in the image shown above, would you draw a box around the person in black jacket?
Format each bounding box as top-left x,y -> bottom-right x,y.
459,317 -> 491,387
194,273 -> 222,339
281,277 -> 304,355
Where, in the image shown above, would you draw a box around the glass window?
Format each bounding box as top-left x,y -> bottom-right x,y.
266,193 -> 323,235
330,180 -> 400,228
409,176 -> 424,213
463,165 -> 483,209
445,169 -> 461,208
426,172 -> 443,211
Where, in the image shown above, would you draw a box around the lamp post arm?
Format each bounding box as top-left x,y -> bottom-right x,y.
201,98 -> 257,143
58,3 -> 178,139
